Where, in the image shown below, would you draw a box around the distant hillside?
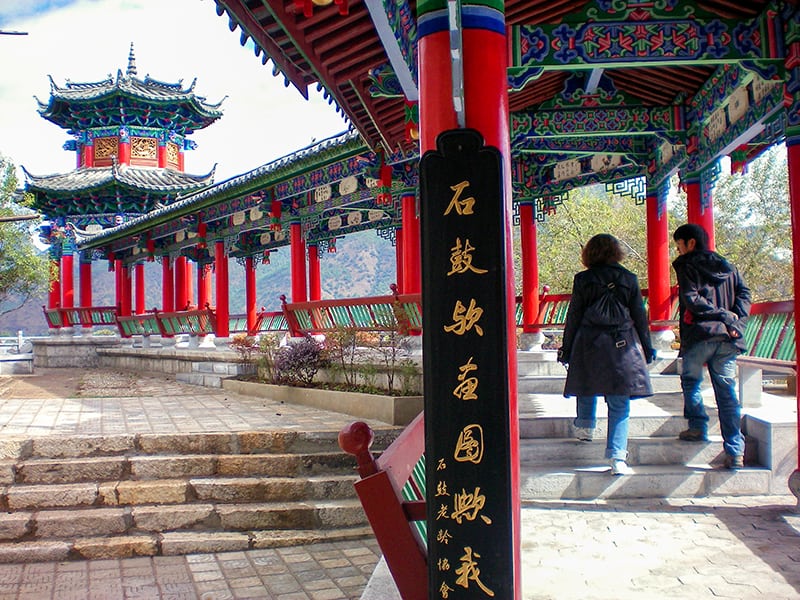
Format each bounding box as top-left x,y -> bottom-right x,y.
0,229 -> 397,336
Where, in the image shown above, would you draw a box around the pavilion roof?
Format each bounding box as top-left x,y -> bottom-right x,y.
36,46 -> 224,134
24,164 -> 216,218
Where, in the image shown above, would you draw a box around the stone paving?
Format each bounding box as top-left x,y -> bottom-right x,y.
1,368 -> 799,599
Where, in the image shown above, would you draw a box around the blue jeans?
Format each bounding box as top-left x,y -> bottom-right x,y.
680,340 -> 744,457
574,395 -> 630,461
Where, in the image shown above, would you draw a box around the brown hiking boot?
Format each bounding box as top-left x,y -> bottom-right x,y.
724,454 -> 744,469
678,428 -> 708,442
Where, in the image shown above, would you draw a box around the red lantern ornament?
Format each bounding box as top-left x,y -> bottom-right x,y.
270,199 -> 282,232
146,237 -> 155,262
262,250 -> 271,265
197,222 -> 207,249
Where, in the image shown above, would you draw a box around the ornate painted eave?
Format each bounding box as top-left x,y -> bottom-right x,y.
76,130 -> 367,250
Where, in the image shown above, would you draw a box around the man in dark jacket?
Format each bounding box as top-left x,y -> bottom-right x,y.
672,224 -> 751,469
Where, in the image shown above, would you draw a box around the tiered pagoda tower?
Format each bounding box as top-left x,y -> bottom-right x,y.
25,44 -> 223,313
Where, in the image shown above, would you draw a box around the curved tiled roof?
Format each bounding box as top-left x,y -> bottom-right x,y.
24,164 -> 216,194
35,46 -> 225,133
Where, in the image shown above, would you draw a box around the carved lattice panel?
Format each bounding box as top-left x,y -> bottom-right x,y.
94,137 -> 119,161
130,137 -> 157,165
166,142 -> 180,167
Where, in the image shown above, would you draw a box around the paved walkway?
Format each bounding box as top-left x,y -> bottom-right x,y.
0,368 -> 798,599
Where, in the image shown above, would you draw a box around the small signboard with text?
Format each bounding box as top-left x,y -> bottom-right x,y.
420,128 -> 514,599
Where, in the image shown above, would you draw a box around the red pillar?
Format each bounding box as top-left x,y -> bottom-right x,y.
157,144 -> 167,168
245,257 -> 257,335
79,256 -> 92,310
400,193 -> 421,294
784,139 -> 800,495
215,241 -> 230,337
186,262 -> 194,309
290,222 -> 307,302
61,253 -> 74,309
418,1 -> 520,595
118,140 -> 130,165
82,145 -> 93,168
308,244 -> 321,301
114,259 -> 123,314
174,257 -> 188,310
161,256 -> 174,312
395,226 -> 404,293
684,174 -> 715,250
48,257 -> 61,309
117,263 -> 132,317
519,203 -> 539,333
197,263 -> 212,310
646,192 -> 672,328
134,263 -> 145,315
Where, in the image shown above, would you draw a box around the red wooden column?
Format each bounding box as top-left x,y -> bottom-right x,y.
784,137 -> 800,503
395,226 -> 405,293
174,257 -> 188,311
308,244 -> 321,301
186,262 -> 195,309
118,263 -> 132,317
161,256 -> 174,312
61,252 -> 74,309
245,257 -> 257,335
519,202 -> 539,337
418,0 -> 520,596
114,259 -> 123,314
290,222 -> 307,302
400,193 -> 421,294
683,170 -> 716,250
48,254 -> 61,309
79,253 -> 92,328
118,134 -> 131,166
134,263 -> 145,315
646,190 -> 673,345
197,263 -> 212,310
215,241 -> 230,338
157,142 -> 167,168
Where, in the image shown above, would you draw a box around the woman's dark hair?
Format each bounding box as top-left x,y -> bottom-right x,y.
581,233 -> 625,268
672,223 -> 709,251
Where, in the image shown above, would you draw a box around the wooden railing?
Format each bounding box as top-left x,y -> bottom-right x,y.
42,306 -> 118,329
228,311 -> 289,336
116,307 -> 216,339
281,285 -> 422,337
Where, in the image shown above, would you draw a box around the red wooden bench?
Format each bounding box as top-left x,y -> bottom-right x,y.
338,413 -> 427,600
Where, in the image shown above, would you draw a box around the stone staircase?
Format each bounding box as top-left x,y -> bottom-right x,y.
516,350 -> 796,500
0,428 -> 401,564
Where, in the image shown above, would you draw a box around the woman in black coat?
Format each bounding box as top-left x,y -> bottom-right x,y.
558,234 -> 654,475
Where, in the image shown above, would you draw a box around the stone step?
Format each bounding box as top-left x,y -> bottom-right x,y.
0,499 -> 367,544
0,428 -> 400,461
0,526 -> 374,563
519,373 -> 683,394
9,451 -> 356,485
519,413 -> 720,439
3,474 -> 359,510
519,464 -> 776,500
519,435 -> 748,467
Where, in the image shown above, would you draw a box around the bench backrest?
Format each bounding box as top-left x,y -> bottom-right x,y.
743,300 -> 795,361
282,293 -> 422,337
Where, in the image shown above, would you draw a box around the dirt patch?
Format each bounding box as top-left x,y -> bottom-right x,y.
0,368 -> 82,399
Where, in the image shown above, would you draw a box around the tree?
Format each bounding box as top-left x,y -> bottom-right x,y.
521,185 -> 650,294
0,155 -> 49,316
704,145 -> 792,301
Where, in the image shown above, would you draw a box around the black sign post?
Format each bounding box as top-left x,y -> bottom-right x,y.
420,128 -> 514,599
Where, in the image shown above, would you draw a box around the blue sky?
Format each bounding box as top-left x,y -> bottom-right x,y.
0,0 -> 349,183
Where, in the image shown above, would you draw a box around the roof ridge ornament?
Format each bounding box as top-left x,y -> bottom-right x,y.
126,42 -> 137,77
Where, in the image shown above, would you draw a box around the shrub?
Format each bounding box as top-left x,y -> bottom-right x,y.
274,335 -> 327,385
229,334 -> 258,363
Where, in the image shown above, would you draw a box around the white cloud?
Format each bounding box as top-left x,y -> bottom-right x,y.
0,0 -> 350,184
